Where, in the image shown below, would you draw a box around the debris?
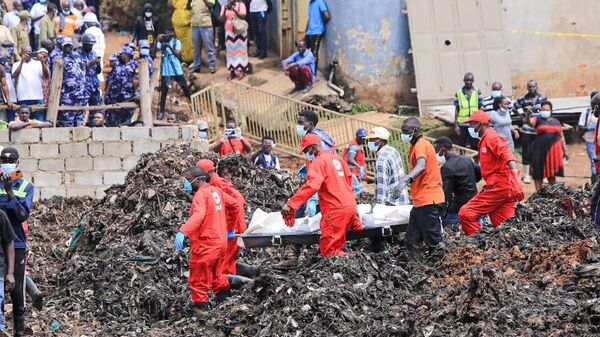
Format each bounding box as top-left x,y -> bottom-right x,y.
26,148 -> 600,336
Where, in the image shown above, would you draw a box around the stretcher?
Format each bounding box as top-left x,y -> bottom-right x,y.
237,204 -> 412,249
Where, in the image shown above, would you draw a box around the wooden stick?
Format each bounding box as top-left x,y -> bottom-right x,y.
138,59 -> 153,127
0,102 -> 139,111
47,59 -> 63,126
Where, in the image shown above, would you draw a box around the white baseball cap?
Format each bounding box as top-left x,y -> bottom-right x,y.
196,120 -> 209,130
83,13 -> 99,24
365,126 -> 390,140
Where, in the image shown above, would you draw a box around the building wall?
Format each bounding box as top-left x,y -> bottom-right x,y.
502,0 -> 600,98
2,127 -> 208,200
320,0 -> 415,109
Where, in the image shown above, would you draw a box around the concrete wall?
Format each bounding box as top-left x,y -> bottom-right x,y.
1,127 -> 208,200
502,0 -> 599,98
321,0 -> 415,109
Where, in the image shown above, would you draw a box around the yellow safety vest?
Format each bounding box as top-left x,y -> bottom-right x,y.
457,88 -> 480,123
0,180 -> 31,198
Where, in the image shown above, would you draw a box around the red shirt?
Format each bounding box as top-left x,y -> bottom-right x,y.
209,174 -> 247,232
478,128 -> 517,187
288,151 -> 356,212
179,184 -> 241,253
218,137 -> 251,156
342,139 -> 366,178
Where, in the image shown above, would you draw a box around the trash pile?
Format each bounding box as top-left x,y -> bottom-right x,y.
25,142 -> 600,336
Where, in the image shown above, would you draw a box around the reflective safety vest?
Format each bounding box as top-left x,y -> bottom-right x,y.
457,88 -> 480,123
0,180 -> 30,198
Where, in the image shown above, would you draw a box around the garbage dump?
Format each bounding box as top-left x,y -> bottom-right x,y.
24,144 -> 600,336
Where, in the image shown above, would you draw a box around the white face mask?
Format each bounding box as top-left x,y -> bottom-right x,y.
491,90 -> 502,98
304,152 -> 315,161
145,12 -> 153,18
436,152 -> 446,164
540,110 -> 551,119
198,131 -> 208,139
367,141 -> 378,152
400,133 -> 413,143
468,127 -> 480,139
296,125 -> 307,137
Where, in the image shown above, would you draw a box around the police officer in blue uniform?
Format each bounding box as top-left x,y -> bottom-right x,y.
79,34 -> 103,106
57,37 -> 88,127
105,45 -> 138,126
0,147 -> 34,337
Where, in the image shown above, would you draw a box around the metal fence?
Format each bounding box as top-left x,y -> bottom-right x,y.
190,82 -> 477,174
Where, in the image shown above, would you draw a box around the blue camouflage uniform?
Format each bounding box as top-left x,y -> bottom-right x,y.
58,50 -> 88,127
78,48 -> 103,107
48,36 -> 65,73
106,46 -> 138,127
138,39 -> 154,81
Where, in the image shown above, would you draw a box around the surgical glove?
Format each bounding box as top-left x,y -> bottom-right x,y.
359,167 -> 366,180
588,123 -> 597,131
307,198 -> 318,217
227,231 -> 236,240
174,232 -> 185,252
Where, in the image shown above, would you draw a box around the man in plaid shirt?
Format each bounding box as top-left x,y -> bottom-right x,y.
366,127 -> 409,206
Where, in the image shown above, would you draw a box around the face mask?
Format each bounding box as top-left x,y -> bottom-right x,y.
296,125 -> 307,137
145,12 -> 153,18
400,133 -> 413,143
62,9 -> 70,15
540,110 -> 551,119
1,163 -> 16,174
436,152 -> 446,165
140,48 -> 150,56
491,90 -> 502,98
40,0 -> 46,3
304,152 -> 315,162
367,141 -> 379,152
468,127 -> 480,139
183,179 -> 194,193
198,131 -> 208,139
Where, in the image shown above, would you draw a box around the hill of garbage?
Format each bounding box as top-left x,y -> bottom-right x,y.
25,144 -> 600,336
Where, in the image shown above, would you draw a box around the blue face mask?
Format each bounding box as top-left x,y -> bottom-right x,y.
183,179 -> 194,193
198,131 -> 208,139
296,125 -> 307,137
367,141 -> 379,152
1,163 -> 16,174
304,152 -> 315,162
400,133 -> 413,144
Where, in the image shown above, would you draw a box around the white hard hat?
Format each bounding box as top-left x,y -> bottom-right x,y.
83,12 -> 99,24
196,120 -> 209,130
365,126 -> 390,140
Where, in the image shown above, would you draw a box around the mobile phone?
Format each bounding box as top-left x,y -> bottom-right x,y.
1,170 -> 23,181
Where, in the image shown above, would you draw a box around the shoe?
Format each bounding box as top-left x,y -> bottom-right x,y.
251,52 -> 261,58
228,275 -> 254,289
210,68 -> 216,74
192,68 -> 201,73
289,86 -> 303,94
236,73 -> 245,81
259,53 -> 267,59
523,175 -> 531,184
303,85 -> 312,93
192,302 -> 210,317
13,315 -> 24,337
273,256 -> 298,270
214,290 -> 232,302
236,262 -> 260,278
26,276 -> 44,310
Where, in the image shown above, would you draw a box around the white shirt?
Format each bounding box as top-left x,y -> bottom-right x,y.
85,26 -> 106,81
2,11 -> 20,30
12,60 -> 44,101
250,0 -> 268,12
5,71 -> 17,103
30,3 -> 48,35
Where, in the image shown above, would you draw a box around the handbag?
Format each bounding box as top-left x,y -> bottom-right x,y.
232,16 -> 248,35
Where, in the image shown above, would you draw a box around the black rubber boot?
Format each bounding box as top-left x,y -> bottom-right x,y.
228,275 -> 254,290
26,277 -> 44,310
236,262 -> 260,278
214,290 -> 232,303
13,316 -> 24,337
192,302 -> 210,317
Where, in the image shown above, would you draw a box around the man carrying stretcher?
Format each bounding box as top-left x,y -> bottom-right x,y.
281,134 -> 363,256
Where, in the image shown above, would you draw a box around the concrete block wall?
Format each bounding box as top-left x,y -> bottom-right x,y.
0,126 -> 208,200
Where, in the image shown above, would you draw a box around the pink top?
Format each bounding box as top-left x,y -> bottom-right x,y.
220,2 -> 247,32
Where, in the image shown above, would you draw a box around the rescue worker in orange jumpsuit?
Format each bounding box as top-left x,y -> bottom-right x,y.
589,93 -> 600,227
174,166 -> 242,313
195,159 -> 259,278
458,111 -> 525,235
281,134 -> 363,256
342,128 -> 367,180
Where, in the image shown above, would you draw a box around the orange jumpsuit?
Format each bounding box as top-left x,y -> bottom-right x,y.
287,151 -> 363,256
208,174 -> 246,275
179,184 -> 241,304
458,129 -> 519,235
216,138 -> 251,156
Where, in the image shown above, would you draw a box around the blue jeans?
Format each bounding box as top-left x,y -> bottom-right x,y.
0,276 -> 5,329
586,141 -> 596,176
249,12 -> 268,55
18,99 -> 45,121
191,27 -> 216,71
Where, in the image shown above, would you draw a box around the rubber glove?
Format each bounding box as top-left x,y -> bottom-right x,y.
359,167 -> 366,180
174,232 -> 185,252
307,196 -> 318,217
588,123 -> 597,131
227,231 -> 236,240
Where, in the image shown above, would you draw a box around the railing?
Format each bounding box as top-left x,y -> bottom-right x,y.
190,82 -> 477,174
